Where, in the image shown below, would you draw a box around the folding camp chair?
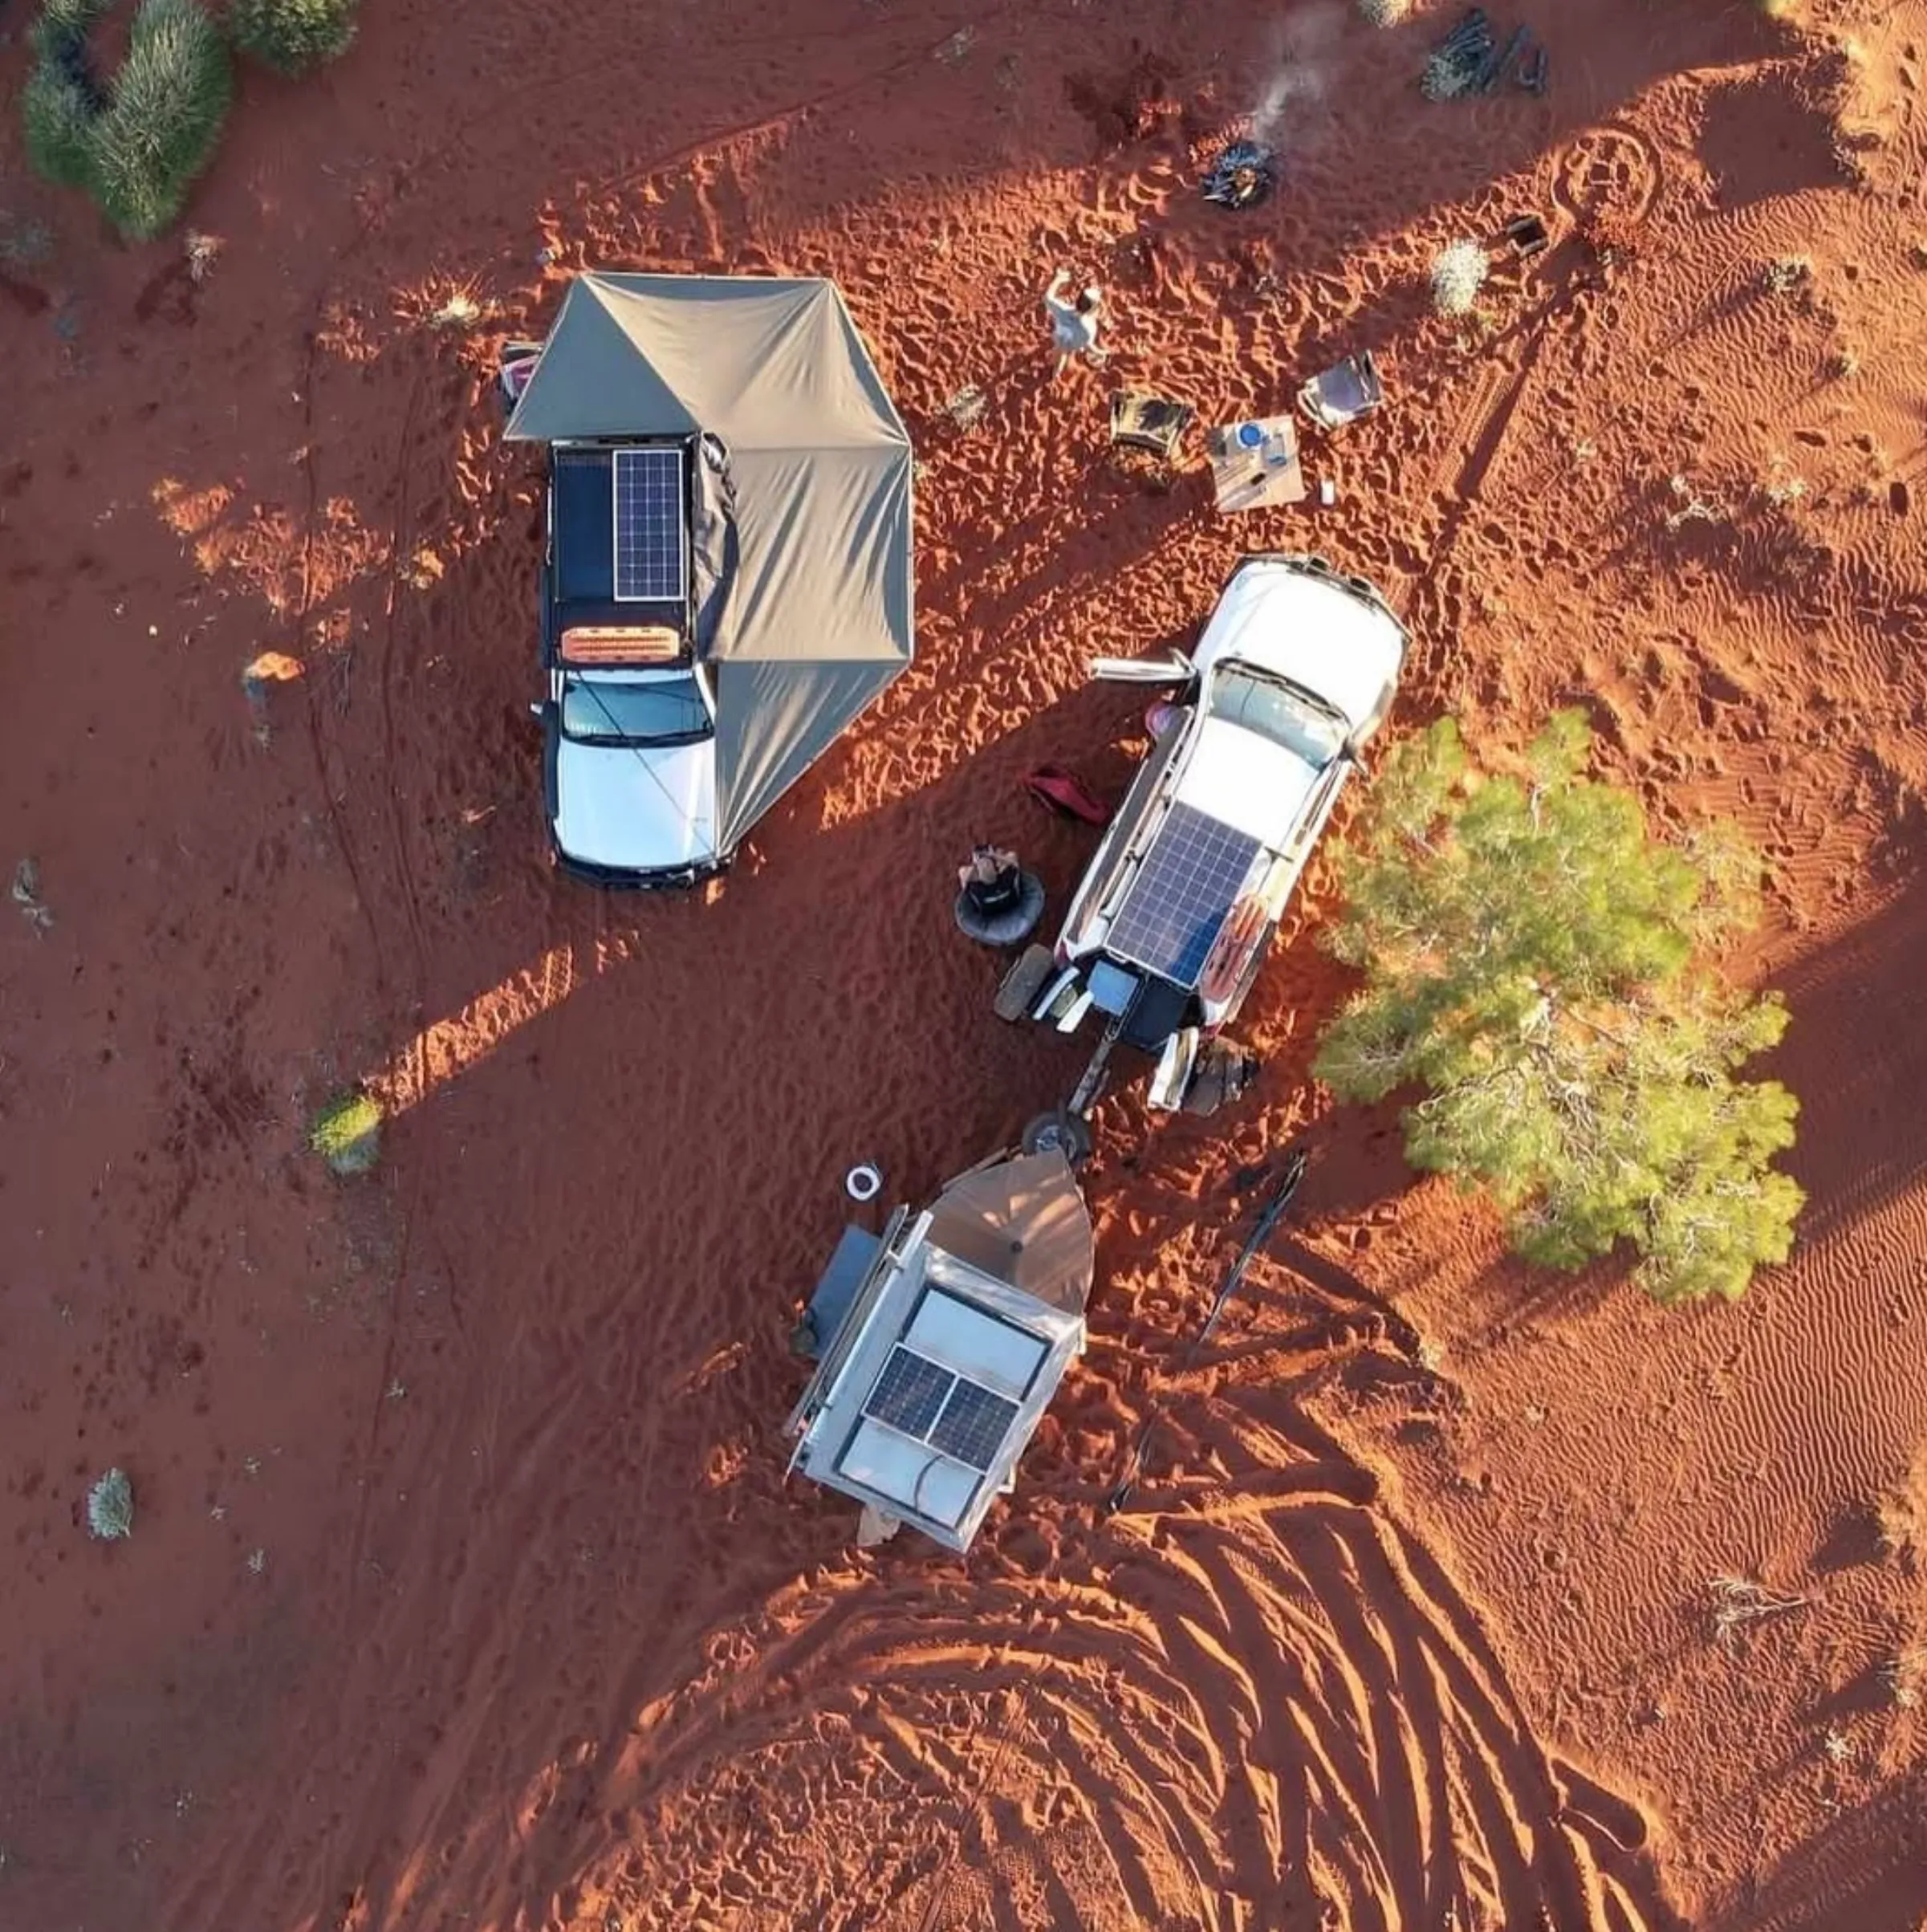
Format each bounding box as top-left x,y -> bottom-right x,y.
496,340 -> 542,419
1297,351 -> 1384,433
1109,390 -> 1195,488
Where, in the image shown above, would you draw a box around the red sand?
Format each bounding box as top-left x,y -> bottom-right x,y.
3,0 -> 1926,1926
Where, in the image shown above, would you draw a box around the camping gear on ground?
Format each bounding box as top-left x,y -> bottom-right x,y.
1201,140 -> 1277,211
496,340 -> 542,416
1422,10 -> 1491,98
1208,413 -> 1306,513
845,1162 -> 883,1203
856,1504 -> 902,1547
786,1147 -> 1097,1552
504,274 -> 913,881
1502,213 -> 1550,260
954,845 -> 1046,947
1180,1039 -> 1262,1116
1298,350 -> 1384,432
1023,765 -> 1112,826
1482,23 -> 1531,92
1422,10 -> 1539,100
1105,1149 -> 1309,1512
1110,389 -> 1195,466
994,943 -> 1058,1023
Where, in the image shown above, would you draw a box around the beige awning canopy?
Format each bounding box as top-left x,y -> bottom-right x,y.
925,1150 -> 1096,1317
506,272 -> 913,851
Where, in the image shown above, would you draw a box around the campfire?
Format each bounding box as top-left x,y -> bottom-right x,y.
1201,139 -> 1277,212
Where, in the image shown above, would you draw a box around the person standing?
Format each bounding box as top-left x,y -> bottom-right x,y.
1043,268 -> 1104,374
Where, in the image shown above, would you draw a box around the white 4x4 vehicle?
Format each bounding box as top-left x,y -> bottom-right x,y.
1004,554 -> 1407,1126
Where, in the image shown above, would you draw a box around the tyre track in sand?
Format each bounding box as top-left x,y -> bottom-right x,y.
551,1340 -> 1679,1932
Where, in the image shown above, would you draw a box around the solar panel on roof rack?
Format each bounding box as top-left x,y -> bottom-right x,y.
864,1348 -> 955,1439
929,1379 -> 1020,1473
612,446 -> 685,603
1106,801 -> 1262,986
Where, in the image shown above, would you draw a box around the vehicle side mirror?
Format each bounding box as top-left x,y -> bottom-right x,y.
1087,649 -> 1194,686
527,700 -> 551,726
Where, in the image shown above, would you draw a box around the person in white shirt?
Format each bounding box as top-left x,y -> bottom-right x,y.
1043,269 -> 1104,374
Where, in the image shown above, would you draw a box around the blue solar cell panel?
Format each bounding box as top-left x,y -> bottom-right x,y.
864,1348 -> 955,1438
1106,802 -> 1261,985
612,446 -> 685,602
929,1380 -> 1020,1473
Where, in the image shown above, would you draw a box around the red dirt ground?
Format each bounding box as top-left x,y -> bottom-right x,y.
3,0 -> 1926,1926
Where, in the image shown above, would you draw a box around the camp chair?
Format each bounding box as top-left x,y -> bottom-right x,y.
1297,351 -> 1384,433
1109,390 -> 1195,484
496,340 -> 542,419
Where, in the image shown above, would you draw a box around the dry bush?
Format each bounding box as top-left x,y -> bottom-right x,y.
1706,1574 -> 1809,1645
1429,240 -> 1488,316
1874,1453 -> 1927,1564
1884,1645 -> 1926,1709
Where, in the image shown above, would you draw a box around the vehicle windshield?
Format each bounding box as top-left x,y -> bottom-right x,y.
1206,664 -> 1348,767
561,673 -> 711,745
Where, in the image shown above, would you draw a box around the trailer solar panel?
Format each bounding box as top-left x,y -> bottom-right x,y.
929,1379 -> 1021,1473
612,446 -> 685,602
864,1348 -> 955,1440
1106,802 -> 1262,986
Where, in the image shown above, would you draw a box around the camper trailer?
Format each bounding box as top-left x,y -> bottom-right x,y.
786,1149 -> 1095,1552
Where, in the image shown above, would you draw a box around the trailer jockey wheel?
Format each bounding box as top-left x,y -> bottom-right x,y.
1022,1108 -> 1093,1166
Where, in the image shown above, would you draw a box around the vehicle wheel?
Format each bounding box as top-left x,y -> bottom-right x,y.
1022,1108 -> 1093,1166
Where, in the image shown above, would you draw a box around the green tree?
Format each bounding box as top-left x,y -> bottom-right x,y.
228,0 -> 357,75
1315,710 -> 1803,1304
87,0 -> 233,238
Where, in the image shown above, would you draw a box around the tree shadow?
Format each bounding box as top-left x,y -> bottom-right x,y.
1764,869 -> 1927,1256
1695,55 -> 1853,213
1701,1762 -> 1927,1932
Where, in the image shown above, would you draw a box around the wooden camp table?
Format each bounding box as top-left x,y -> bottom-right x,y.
1208,414 -> 1306,513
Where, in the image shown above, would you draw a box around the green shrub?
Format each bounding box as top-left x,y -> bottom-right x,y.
21,59 -> 100,186
31,0 -> 112,58
86,0 -> 233,239
87,1467 -> 135,1539
229,0 -> 358,75
310,1090 -> 381,1174
1316,711 -> 1804,1305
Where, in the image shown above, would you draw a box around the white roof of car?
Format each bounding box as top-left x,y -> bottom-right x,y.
1173,716 -> 1321,848
1193,559 -> 1406,734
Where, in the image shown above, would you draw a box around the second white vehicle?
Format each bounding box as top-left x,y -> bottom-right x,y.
1001,552 -> 1408,1129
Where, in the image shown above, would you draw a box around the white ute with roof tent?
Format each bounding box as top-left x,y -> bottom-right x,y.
999,553 -> 1408,1135
500,271 -> 916,890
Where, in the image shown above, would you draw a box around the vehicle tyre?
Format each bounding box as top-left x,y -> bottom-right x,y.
954,869 -> 1046,948
1022,1108 -> 1093,1166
